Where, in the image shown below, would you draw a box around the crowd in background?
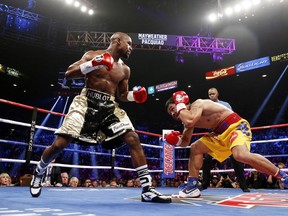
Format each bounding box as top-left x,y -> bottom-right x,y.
0,123 -> 287,190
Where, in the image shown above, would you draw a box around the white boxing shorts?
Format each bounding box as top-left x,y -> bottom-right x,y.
55,88 -> 135,149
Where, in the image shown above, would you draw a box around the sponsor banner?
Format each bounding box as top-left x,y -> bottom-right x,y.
147,86 -> 155,95
205,66 -> 235,80
271,52 -> 288,62
161,130 -> 175,179
0,63 -> 23,78
235,56 -> 270,73
130,33 -> 177,46
155,80 -> 178,92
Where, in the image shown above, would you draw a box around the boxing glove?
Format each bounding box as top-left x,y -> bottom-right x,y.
165,131 -> 182,146
127,86 -> 147,103
172,91 -> 189,113
80,52 -> 114,75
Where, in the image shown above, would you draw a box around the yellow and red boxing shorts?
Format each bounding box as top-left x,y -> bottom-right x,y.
199,112 -> 252,162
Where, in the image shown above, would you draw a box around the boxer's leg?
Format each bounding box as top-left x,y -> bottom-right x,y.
123,131 -> 172,203
30,135 -> 71,197
230,155 -> 250,192
199,154 -> 213,190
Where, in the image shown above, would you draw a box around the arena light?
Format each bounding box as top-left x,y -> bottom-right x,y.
224,7 -> 233,16
80,5 -> 87,12
208,13 -> 218,22
207,0 -> 286,23
65,0 -> 73,5
88,9 -> 94,15
63,0 -> 95,15
74,1 -> 80,8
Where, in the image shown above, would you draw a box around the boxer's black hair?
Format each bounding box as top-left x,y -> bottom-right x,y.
165,97 -> 174,110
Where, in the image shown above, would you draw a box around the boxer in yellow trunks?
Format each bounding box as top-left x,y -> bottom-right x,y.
165,90 -> 288,198
200,112 -> 251,163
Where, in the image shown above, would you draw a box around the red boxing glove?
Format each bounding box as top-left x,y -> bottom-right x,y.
127,86 -> 147,103
165,131 -> 182,146
173,91 -> 189,104
80,52 -> 114,75
172,91 -> 189,113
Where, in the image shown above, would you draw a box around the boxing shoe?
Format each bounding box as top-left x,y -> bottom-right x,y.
176,177 -> 201,198
179,185 -> 201,198
178,181 -> 187,190
141,186 -> 172,203
30,170 -> 44,197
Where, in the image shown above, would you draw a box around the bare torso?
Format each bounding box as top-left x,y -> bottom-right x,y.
66,50 -> 130,97
187,99 -> 234,130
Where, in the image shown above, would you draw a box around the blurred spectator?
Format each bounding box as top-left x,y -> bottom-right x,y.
210,175 -> 220,188
91,179 -> 99,187
216,173 -> 237,188
134,178 -> 141,187
83,178 -> 92,187
246,171 -> 267,189
109,180 -> 118,187
69,177 -> 79,187
267,162 -> 286,189
125,179 -> 134,187
55,172 -> 69,187
101,180 -> 108,187
0,172 -> 13,186
152,179 -> 158,187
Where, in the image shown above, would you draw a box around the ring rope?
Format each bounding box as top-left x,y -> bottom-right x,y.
1,98 -> 288,136
3,117 -> 288,149
1,98 -> 288,177
2,158 -> 287,174
0,139 -> 162,161
0,158 -> 163,172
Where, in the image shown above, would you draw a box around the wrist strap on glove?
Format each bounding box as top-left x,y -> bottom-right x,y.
176,103 -> 186,113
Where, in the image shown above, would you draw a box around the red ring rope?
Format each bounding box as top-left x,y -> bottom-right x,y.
1,98 -> 288,137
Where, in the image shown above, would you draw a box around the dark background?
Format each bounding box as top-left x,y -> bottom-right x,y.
0,0 -> 288,133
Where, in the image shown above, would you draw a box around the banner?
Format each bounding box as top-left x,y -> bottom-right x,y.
155,80 -> 178,92
161,130 -> 175,179
271,52 -> 288,63
130,33 -> 177,46
205,66 -> 235,80
147,80 -> 178,95
235,56 -> 270,73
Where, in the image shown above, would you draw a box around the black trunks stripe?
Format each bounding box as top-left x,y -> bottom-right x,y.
86,89 -> 111,101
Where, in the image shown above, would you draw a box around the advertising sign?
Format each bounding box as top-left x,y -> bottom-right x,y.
161,130 -> 175,179
235,56 -> 270,73
205,66 -> 235,80
130,33 -> 177,46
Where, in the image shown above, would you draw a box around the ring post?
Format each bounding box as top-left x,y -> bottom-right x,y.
160,129 -> 175,187
25,107 -> 37,164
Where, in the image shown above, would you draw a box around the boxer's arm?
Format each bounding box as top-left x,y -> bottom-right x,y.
165,127 -> 194,147
65,50 -> 113,79
179,99 -> 203,128
180,127 -> 194,147
117,66 -> 147,103
79,52 -> 114,74
117,66 -> 132,102
65,50 -> 94,79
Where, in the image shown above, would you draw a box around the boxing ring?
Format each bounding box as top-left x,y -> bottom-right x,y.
0,98 -> 288,216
